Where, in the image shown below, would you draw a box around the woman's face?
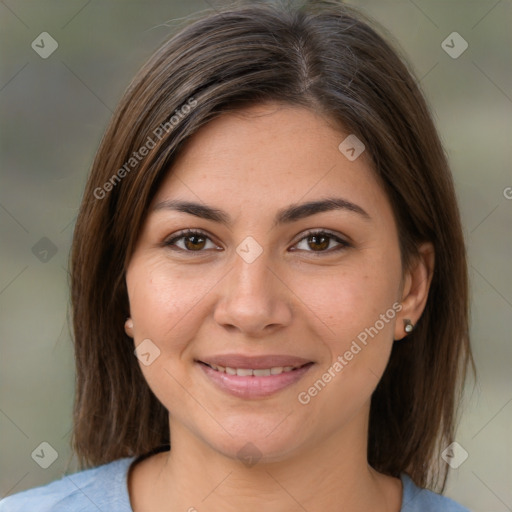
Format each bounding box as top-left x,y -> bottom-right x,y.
125,103 -> 410,463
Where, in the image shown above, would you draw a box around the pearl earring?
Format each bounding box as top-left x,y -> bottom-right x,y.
125,318 -> 134,333
404,319 -> 414,333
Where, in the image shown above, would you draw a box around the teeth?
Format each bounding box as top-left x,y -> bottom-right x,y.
253,369 -> 271,376
207,363 -> 298,376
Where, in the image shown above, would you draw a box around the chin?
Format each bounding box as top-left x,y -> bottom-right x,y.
199,411 -> 313,465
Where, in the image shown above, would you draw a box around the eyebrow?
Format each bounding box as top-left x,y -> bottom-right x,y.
152,197 -> 371,227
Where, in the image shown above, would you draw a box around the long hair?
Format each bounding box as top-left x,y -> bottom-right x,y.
70,0 -> 474,492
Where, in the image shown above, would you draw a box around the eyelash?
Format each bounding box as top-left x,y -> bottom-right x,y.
163,229 -> 351,255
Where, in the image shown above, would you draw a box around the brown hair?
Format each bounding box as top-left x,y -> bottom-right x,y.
70,0 -> 474,492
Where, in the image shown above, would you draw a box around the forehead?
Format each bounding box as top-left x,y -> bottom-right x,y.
152,103 -> 390,223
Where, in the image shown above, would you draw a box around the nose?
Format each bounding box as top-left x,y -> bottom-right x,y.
213,251 -> 293,337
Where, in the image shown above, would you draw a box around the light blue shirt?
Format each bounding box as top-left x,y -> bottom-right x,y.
0,456 -> 471,511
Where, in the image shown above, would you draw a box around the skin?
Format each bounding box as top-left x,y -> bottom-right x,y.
124,103 -> 434,512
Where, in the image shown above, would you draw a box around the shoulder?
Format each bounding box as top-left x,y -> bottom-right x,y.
0,457 -> 137,512
400,473 -> 471,512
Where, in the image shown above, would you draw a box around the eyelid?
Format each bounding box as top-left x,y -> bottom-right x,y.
291,229 -> 351,253
163,228 -> 223,251
164,228 -> 351,254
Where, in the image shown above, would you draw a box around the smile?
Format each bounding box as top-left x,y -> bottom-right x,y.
202,362 -> 303,376
196,356 -> 314,399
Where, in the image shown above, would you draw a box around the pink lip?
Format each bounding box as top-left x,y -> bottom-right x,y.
196,358 -> 314,399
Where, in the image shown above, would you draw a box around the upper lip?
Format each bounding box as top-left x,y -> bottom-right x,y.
197,354 -> 314,369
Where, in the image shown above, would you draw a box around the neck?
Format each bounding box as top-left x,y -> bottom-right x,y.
138,407 -> 402,512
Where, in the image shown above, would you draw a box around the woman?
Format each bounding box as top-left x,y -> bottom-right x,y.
0,1 -> 474,510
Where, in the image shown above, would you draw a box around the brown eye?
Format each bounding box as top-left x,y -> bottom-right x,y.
183,233 -> 206,251
164,230 -> 219,252
293,230 -> 350,254
307,234 -> 330,251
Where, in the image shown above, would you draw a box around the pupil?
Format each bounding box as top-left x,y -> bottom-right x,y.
186,235 -> 205,250
309,235 -> 329,251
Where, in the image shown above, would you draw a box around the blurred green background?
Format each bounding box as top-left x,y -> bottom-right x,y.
1,1 -> 511,510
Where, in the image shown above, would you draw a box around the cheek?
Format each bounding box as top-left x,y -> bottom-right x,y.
300,250 -> 402,381
307,259 -> 399,335
295,265 -> 400,421
125,255 -> 215,350
125,256 -> 212,409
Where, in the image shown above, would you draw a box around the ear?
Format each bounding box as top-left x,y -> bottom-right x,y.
394,242 -> 435,341
124,317 -> 134,338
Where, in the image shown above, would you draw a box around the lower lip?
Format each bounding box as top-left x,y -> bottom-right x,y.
197,362 -> 314,399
